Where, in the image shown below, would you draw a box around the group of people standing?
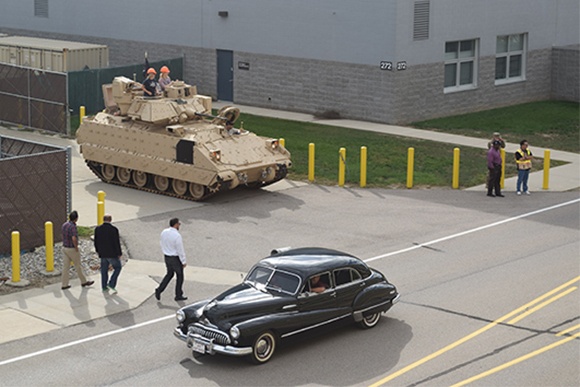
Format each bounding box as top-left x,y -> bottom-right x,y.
60,212 -> 187,302
141,65 -> 173,97
486,132 -> 533,197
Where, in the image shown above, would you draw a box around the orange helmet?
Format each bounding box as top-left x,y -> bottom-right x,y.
160,66 -> 170,74
146,67 -> 157,75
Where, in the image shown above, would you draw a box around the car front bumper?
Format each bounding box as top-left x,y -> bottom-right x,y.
174,327 -> 253,357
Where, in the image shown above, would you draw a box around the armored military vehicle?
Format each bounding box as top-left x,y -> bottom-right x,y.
76,76 -> 291,201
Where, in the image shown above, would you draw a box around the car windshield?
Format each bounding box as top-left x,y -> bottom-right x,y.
246,266 -> 301,295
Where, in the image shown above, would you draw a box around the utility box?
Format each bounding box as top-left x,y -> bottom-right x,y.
0,36 -> 108,72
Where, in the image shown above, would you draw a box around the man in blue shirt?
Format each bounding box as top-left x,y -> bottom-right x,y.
142,67 -> 159,97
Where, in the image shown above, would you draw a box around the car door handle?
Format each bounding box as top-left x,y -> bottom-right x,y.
283,304 -> 297,310
330,292 -> 336,298
359,282 -> 366,287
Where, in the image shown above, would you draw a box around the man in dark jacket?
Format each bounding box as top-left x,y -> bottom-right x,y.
94,214 -> 123,294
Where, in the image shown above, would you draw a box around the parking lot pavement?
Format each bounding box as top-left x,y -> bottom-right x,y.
0,104 -> 578,344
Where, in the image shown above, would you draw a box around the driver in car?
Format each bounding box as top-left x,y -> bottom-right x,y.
309,275 -> 328,293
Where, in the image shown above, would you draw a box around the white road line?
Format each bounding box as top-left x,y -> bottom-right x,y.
0,315 -> 174,367
1,198 -> 578,367
365,198 -> 580,262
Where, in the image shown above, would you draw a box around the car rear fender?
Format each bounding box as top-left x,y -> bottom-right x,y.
352,283 -> 397,321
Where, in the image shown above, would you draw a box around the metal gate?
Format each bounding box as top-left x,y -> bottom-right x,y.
0,63 -> 67,134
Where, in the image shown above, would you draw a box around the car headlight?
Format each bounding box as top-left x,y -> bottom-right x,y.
230,326 -> 240,339
176,309 -> 186,323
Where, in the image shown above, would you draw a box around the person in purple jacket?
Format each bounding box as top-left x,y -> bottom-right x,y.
487,140 -> 504,197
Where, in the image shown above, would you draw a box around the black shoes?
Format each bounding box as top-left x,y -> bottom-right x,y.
487,194 -> 495,197
487,193 -> 504,198
81,281 -> 95,287
175,296 -> 188,301
154,289 -> 161,301
496,194 -> 505,197
61,285 -> 71,290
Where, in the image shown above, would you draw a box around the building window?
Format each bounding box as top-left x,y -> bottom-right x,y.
34,0 -> 49,18
444,39 -> 478,92
495,33 -> 526,84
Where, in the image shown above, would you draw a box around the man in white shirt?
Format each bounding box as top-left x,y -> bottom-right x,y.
155,218 -> 188,301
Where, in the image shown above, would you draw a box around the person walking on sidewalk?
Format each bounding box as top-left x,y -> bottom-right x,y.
487,140 -> 504,198
155,218 -> 188,302
515,139 -> 533,195
94,214 -> 123,294
61,211 -> 94,290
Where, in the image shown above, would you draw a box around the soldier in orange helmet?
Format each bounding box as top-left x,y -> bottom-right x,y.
142,67 -> 159,97
158,65 -> 173,91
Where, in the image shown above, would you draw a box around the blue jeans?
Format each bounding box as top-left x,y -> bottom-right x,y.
517,169 -> 530,192
100,257 -> 122,290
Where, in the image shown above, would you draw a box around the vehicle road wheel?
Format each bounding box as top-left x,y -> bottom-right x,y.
117,167 -> 131,184
102,164 -> 115,181
172,179 -> 188,196
189,183 -> 206,201
154,175 -> 170,192
249,331 -> 276,364
132,170 -> 148,187
357,312 -> 381,329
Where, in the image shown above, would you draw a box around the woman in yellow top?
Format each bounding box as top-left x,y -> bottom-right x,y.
515,139 -> 533,195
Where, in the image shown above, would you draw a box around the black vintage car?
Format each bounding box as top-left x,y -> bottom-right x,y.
174,247 -> 399,364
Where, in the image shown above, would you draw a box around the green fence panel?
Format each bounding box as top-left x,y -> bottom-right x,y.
68,57 -> 183,114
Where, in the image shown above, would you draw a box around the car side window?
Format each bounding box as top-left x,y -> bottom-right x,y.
306,272 -> 331,293
334,268 -> 362,286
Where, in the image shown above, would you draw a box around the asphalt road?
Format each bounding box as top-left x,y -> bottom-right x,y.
1,185 -> 579,386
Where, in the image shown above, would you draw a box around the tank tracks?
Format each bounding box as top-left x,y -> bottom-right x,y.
85,161 -> 288,201
86,161 -> 216,201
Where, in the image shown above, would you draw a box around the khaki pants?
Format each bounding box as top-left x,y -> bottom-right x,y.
62,247 -> 87,287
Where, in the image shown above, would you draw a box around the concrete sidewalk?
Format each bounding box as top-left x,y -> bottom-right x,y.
215,101 -> 580,193
0,259 -> 244,345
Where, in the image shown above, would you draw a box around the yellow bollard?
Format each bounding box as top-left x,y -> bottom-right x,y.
338,147 -> 346,187
97,201 -> 105,226
452,147 -> 460,189
97,190 -> 106,225
500,149 -> 506,189
45,221 -> 54,272
279,138 -> 285,148
308,143 -> 315,182
543,149 -> 550,190
360,146 -> 367,188
98,190 -> 106,203
80,106 -> 86,124
406,147 -> 414,189
11,231 -> 20,283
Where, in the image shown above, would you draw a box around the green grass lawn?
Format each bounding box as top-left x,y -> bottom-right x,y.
411,100 -> 580,153
235,113 -> 555,189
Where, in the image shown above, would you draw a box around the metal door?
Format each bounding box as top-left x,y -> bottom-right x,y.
217,49 -> 233,101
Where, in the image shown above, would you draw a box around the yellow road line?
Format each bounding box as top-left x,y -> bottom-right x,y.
450,332 -> 580,387
507,287 -> 577,325
368,275 -> 580,387
556,323 -> 580,337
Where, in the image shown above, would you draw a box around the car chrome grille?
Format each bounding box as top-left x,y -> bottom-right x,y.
189,323 -> 230,345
